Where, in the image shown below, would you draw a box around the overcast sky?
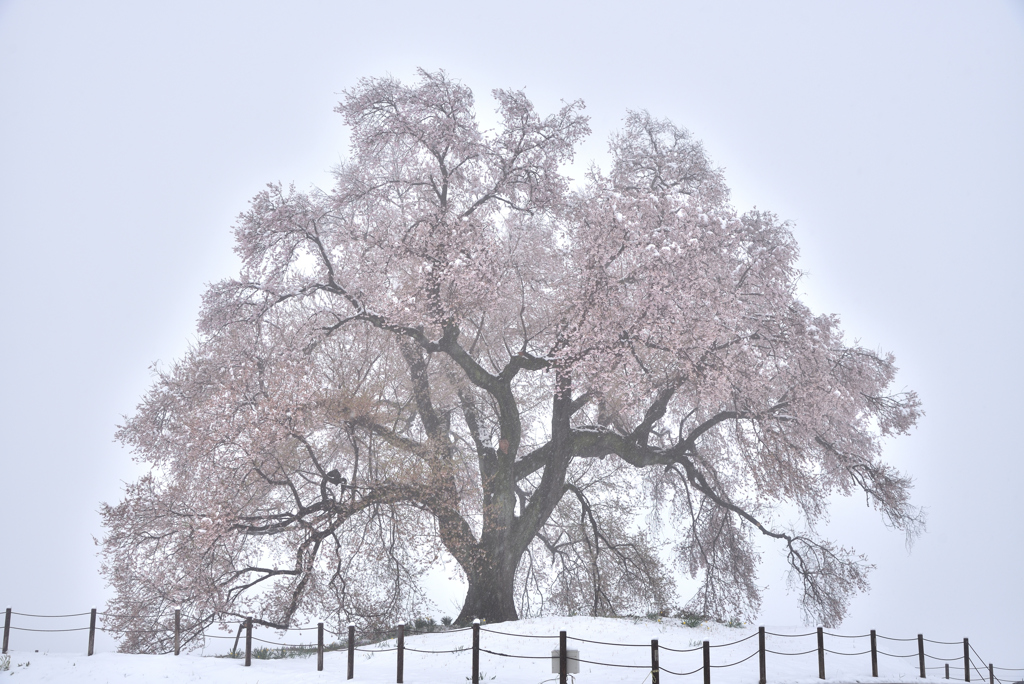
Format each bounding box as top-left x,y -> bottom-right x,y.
1,0 -> 1022,667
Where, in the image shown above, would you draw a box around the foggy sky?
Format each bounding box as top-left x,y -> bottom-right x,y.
1,0 -> 1022,666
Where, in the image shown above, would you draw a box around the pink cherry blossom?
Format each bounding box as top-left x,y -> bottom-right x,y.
100,69 -> 921,652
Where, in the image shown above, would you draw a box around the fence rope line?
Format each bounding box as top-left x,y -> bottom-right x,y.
660,664 -> 704,676
250,635 -> 305,647
877,634 -> 918,642
765,647 -> 817,656
353,646 -> 398,653
10,626 -> 91,633
574,656 -> 649,669
11,611 -> 92,618
925,653 -> 967,662
924,637 -> 964,646
970,644 -> 991,667
765,630 -> 817,638
877,649 -> 918,658
322,627 -> 360,638
824,632 -> 870,639
321,626 -> 391,640
926,666 -> 978,671
404,645 -> 467,655
479,647 -> 550,660
403,625 -> 473,635
567,635 -> 648,647
97,627 -> 167,634
969,655 -> 990,683
710,649 -> 760,668
480,627 -> 558,639
212,620 -> 251,626
659,643 -> 703,653
824,648 -> 872,656
709,632 -> 758,648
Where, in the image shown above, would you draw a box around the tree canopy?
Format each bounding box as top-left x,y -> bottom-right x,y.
101,69 -> 922,653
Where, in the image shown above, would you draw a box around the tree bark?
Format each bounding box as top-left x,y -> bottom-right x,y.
456,553 -> 519,624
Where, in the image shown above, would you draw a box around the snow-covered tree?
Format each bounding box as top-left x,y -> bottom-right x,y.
100,69 -> 922,652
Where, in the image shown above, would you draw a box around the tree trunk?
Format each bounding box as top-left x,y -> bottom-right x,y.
455,555 -> 519,624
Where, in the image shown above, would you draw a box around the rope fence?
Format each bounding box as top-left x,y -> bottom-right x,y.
1,605 -> 1019,684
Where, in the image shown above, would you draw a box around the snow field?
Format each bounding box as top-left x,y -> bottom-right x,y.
0,616 -> 981,683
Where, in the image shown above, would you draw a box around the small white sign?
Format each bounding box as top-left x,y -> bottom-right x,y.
550,650 -> 581,674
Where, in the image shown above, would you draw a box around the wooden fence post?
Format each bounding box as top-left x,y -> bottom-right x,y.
174,608 -> 180,656
317,622 -> 324,672
758,626 -> 766,684
473,620 -> 481,684
397,621 -> 405,683
871,629 -> 878,677
651,638 -> 660,684
703,640 -> 711,684
2,607 -> 10,654
231,623 -> 242,655
989,663 -> 994,684
946,663 -> 949,679
88,607 -> 96,656
244,617 -> 252,667
817,627 -> 825,680
347,623 -> 355,680
964,639 -> 970,682
559,629 -> 567,684
918,634 -> 925,678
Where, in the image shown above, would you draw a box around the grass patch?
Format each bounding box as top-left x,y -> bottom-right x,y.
220,640 -> 347,660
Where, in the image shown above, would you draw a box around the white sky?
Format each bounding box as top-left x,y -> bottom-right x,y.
1,0 -> 1022,667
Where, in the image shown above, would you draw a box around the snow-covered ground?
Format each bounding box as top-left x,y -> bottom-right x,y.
0,617 -> 987,683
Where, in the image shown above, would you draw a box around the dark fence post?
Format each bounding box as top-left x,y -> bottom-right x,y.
989,663 -> 994,684
347,623 -> 355,680
88,607 -> 96,656
2,607 -> 10,654
918,634 -> 925,678
473,620 -> 481,684
964,639 -> 970,682
244,617 -> 252,667
232,623 -> 242,655
559,629 -> 567,684
651,638 -> 660,684
946,663 -> 949,679
703,640 -> 711,684
174,608 -> 181,656
758,626 -> 766,684
871,629 -> 878,677
317,622 -> 324,672
397,621 -> 405,683
817,627 -> 825,680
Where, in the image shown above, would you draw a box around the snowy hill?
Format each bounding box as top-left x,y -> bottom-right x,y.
0,616 -> 987,683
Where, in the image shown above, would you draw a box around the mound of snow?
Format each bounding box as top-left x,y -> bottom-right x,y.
0,616 -> 961,683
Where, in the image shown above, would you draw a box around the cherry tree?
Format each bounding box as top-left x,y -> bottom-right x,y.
100,69 -> 922,652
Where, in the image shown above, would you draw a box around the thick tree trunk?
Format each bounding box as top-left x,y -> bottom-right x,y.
452,536 -> 524,626
455,555 -> 519,624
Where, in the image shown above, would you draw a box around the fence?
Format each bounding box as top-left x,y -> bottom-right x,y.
3,606 -> 1022,684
